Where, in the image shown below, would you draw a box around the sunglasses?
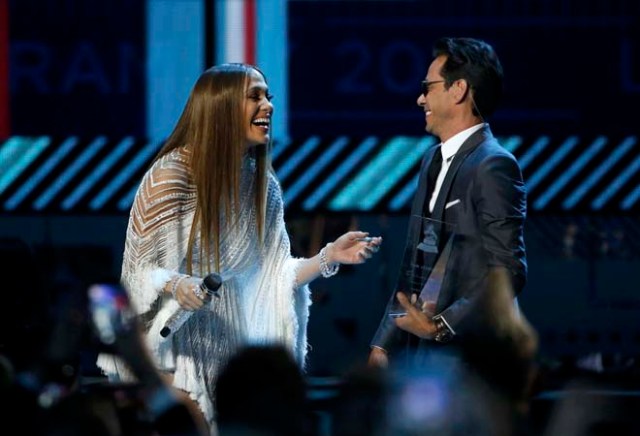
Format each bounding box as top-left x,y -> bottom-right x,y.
421,80 -> 446,96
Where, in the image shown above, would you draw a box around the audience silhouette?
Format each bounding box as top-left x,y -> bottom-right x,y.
2,237 -> 639,435
215,344 -> 313,436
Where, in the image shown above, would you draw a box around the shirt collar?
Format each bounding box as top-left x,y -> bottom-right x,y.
440,123 -> 484,161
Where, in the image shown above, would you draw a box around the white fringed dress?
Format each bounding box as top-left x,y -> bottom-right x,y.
97,146 -> 312,425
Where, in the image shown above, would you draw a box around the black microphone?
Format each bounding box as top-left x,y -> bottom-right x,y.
160,273 -> 223,338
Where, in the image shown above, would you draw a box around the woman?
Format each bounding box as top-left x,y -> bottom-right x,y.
97,63 -> 381,431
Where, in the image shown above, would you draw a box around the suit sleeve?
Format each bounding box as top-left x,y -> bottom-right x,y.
437,152 -> 527,332
473,152 -> 527,295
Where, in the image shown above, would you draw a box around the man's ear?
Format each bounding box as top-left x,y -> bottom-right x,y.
452,79 -> 470,104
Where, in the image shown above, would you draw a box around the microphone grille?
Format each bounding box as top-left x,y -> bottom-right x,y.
203,273 -> 223,291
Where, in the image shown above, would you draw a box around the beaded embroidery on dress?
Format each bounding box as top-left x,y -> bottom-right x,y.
96,146 -> 311,425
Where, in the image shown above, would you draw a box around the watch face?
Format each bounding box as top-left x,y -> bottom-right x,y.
435,330 -> 453,343
434,320 -> 453,343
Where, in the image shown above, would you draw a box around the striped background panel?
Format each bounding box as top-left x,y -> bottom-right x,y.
0,134 -> 638,213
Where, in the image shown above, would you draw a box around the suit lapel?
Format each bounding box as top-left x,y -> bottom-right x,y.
413,145 -> 440,217
431,125 -> 494,224
408,145 -> 440,267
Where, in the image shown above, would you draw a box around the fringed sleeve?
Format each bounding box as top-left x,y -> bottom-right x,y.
97,148 -> 197,378
122,149 -> 196,314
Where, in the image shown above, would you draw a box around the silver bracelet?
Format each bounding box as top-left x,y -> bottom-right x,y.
170,274 -> 188,299
319,244 -> 340,278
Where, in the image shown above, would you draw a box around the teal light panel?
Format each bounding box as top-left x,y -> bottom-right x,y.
526,136 -> 578,191
34,136 -> 107,210
5,137 -> 77,210
563,136 -> 634,209
0,136 -> 50,194
533,136 -> 607,210
303,136 -> 378,210
330,136 -> 433,211
91,140 -> 160,210
284,136 -> 349,205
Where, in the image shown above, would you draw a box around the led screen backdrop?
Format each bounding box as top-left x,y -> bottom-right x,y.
5,0 -> 640,139
7,0 -> 145,137
1,0 -> 639,214
288,1 -> 640,138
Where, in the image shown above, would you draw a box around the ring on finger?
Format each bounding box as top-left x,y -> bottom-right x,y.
192,285 -> 205,299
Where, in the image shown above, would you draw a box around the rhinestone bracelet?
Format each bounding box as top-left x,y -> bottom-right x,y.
319,244 -> 340,278
170,274 -> 188,299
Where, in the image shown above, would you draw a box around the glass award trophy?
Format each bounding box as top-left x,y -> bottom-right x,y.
388,215 -> 456,318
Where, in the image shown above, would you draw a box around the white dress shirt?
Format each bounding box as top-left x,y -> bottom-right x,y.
428,123 -> 484,213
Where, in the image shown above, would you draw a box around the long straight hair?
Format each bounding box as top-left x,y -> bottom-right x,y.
154,63 -> 271,274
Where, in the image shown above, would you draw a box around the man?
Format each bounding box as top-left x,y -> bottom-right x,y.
368,37 -> 528,369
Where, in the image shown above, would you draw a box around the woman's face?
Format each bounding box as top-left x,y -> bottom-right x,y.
244,70 -> 273,148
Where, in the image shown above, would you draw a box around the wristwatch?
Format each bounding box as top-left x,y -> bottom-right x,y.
433,315 -> 454,343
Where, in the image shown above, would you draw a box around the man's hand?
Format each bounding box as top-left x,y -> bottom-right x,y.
393,292 -> 438,339
367,346 -> 389,368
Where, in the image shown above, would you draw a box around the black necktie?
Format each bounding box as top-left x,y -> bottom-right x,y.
423,149 -> 443,217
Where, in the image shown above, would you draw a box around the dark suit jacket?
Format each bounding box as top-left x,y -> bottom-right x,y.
371,124 -> 527,354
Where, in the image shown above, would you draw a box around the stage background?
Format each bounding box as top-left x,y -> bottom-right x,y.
1,0 -> 639,377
